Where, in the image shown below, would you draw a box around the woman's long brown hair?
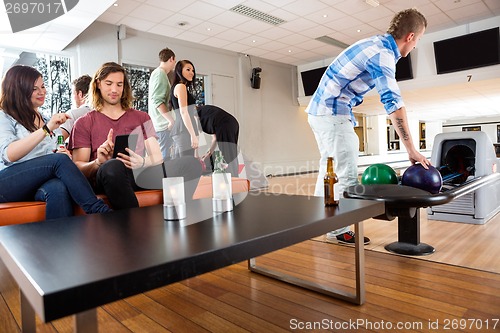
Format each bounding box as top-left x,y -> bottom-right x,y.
168,60 -> 196,111
0,65 -> 44,132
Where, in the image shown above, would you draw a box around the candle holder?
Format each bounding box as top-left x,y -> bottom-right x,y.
212,172 -> 233,212
163,177 -> 186,220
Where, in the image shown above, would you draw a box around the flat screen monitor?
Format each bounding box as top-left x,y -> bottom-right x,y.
434,27 -> 500,74
396,53 -> 413,81
300,66 -> 327,96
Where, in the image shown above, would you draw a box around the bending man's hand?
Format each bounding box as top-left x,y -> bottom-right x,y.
408,150 -> 431,169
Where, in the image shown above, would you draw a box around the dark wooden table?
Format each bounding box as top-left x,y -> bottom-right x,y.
0,193 -> 384,333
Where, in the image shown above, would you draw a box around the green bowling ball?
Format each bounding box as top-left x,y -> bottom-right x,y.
361,163 -> 398,185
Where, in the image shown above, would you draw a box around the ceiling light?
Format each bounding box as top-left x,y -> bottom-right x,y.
230,4 -> 286,26
113,2 -> 118,6
315,35 -> 350,49
365,0 -> 379,7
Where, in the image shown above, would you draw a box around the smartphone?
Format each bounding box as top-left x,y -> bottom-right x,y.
112,134 -> 138,158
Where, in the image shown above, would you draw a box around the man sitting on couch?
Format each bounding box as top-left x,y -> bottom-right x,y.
69,62 -> 201,210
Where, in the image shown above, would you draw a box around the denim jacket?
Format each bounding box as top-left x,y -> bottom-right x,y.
0,111 -> 60,172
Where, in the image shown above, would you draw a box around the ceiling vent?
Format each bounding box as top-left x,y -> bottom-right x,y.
315,35 -> 350,49
230,4 -> 286,26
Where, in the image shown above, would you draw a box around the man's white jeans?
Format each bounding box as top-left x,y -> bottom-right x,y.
308,114 -> 359,236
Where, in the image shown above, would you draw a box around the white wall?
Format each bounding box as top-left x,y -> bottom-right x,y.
443,119 -> 500,144
65,21 -> 119,77
365,114 -> 388,156
425,121 -> 443,151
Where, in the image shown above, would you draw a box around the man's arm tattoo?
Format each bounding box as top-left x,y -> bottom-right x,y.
395,118 -> 410,141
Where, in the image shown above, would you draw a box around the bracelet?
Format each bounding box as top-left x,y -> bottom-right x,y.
140,156 -> 145,168
42,124 -> 54,138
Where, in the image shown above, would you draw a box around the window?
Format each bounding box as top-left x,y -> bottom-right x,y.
123,63 -> 154,112
462,126 -> 481,131
191,75 -> 206,107
33,53 -> 72,117
123,64 -> 207,113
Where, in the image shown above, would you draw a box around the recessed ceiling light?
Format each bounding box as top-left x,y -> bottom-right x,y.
323,14 -> 328,18
288,50 -> 292,53
177,21 -> 188,27
357,29 -> 361,33
315,35 -> 350,49
207,27 -> 211,31
365,0 -> 379,7
252,39 -> 256,43
113,3 -> 118,6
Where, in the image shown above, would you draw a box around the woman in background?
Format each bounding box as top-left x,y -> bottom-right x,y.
198,104 -> 240,177
169,60 -> 200,158
0,65 -> 111,219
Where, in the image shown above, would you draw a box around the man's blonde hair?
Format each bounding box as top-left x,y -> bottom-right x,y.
387,8 -> 427,39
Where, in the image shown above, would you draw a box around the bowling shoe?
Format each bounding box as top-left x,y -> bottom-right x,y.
326,230 -> 370,245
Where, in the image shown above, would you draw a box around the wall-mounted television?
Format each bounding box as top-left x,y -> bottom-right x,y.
395,53 -> 413,81
300,66 -> 327,96
434,27 -> 500,74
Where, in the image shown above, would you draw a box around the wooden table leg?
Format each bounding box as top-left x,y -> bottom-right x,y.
74,308 -> 98,333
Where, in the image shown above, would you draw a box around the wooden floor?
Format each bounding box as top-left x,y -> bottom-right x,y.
264,173 -> 500,274
1,173 -> 500,332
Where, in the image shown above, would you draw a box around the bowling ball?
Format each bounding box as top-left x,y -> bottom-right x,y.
361,164 -> 398,185
401,164 -> 443,194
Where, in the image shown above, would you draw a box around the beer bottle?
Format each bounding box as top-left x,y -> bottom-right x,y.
57,135 -> 65,150
324,157 -> 339,206
213,150 -> 228,173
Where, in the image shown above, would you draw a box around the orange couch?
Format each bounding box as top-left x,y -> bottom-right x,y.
0,176 -> 249,226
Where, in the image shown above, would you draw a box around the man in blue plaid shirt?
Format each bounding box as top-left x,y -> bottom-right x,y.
306,8 -> 431,245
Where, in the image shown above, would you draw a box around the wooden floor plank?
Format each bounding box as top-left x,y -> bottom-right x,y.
0,292 -> 19,333
125,293 -> 210,333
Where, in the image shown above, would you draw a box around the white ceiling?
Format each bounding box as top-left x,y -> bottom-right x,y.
1,0 -> 499,122
96,0 -> 500,66
1,0 -> 499,65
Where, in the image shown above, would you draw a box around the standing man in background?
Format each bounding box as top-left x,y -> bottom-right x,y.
306,8 -> 430,245
60,74 -> 92,140
148,47 -> 176,160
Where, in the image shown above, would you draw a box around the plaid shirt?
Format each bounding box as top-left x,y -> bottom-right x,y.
305,33 -> 404,125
